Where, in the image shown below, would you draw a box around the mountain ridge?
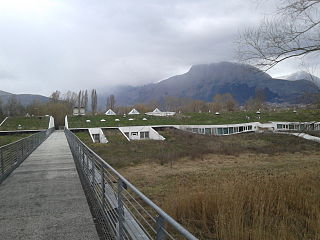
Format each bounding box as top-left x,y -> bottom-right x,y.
0,90 -> 49,106
279,71 -> 320,87
112,62 -> 319,106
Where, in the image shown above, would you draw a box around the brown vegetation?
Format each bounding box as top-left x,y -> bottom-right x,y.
77,129 -> 320,239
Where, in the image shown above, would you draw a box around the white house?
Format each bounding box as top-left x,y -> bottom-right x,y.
105,109 -> 116,115
118,126 -> 165,141
128,108 -> 140,115
145,108 -> 176,116
73,107 -> 85,116
73,107 -> 79,116
79,107 -> 86,115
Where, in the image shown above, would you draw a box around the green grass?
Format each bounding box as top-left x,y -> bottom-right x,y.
0,133 -> 32,147
68,109 -> 320,128
75,129 -> 320,169
0,116 -> 49,131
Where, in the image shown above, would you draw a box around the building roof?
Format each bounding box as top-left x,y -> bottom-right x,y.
105,109 -> 116,115
128,108 -> 140,115
153,108 -> 162,113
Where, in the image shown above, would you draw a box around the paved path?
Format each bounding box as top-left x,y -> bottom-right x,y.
0,131 -> 99,240
279,132 -> 320,143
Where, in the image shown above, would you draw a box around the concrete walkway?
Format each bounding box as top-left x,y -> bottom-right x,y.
280,132 -> 320,143
0,131 -> 99,240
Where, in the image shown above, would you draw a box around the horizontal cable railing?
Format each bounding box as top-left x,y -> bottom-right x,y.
0,128 -> 55,184
65,128 -> 198,240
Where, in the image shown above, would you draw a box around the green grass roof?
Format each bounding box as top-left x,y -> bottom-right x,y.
0,116 -> 50,131
68,110 -> 320,128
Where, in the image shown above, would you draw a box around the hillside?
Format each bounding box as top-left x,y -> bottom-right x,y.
112,62 -> 319,105
0,90 -> 49,106
279,71 -> 320,87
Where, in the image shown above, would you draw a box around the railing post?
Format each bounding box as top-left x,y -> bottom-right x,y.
82,149 -> 85,169
101,162 -> 105,206
117,178 -> 124,240
86,153 -> 90,176
21,140 -> 24,161
156,215 -> 166,240
92,159 -> 95,186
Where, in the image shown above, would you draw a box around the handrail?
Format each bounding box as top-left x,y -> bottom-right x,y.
65,128 -> 198,240
0,128 -> 55,184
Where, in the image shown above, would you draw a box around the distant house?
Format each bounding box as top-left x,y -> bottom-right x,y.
79,107 -> 86,115
128,108 -> 140,115
105,109 -> 116,115
73,107 -> 79,116
73,107 -> 86,116
145,108 -> 175,116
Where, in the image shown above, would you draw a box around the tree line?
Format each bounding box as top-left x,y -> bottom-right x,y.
1,87 -> 317,128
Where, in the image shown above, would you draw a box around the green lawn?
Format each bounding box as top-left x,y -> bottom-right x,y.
0,133 -> 32,147
0,116 -> 49,131
68,109 -> 320,128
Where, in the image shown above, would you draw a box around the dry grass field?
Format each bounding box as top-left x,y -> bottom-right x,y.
76,129 -> 320,240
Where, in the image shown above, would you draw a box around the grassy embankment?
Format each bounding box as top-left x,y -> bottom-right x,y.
76,129 -> 320,239
0,133 -> 32,147
68,109 -> 320,128
0,116 -> 49,131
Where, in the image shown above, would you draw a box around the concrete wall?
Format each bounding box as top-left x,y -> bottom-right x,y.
177,122 -> 259,135
272,121 -> 320,131
88,128 -> 108,143
178,121 -> 320,135
48,116 -> 55,129
0,117 -> 8,127
65,116 -> 69,129
119,126 -> 165,141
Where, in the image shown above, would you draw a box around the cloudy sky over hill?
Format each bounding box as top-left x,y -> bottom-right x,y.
0,0 -> 317,96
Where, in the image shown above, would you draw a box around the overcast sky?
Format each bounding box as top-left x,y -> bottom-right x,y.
0,0 -> 317,96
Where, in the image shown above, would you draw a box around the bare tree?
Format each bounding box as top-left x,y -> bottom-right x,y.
91,89 -> 98,114
63,91 -> 78,108
78,90 -> 82,108
5,95 -> 24,116
224,93 -> 238,111
50,90 -> 61,103
84,90 -> 88,110
210,93 -> 238,112
245,88 -> 266,110
106,94 -> 116,110
238,0 -> 320,71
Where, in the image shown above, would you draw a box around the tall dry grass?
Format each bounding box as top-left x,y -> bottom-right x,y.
163,172 -> 320,240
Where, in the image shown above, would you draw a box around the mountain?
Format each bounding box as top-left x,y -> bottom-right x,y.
0,90 -> 49,106
113,62 -> 319,105
0,90 -> 12,96
279,71 -> 320,87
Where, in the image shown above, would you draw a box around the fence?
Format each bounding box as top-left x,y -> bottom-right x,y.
65,128 -> 197,240
0,128 -> 54,184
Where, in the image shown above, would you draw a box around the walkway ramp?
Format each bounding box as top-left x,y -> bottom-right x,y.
0,131 -> 99,240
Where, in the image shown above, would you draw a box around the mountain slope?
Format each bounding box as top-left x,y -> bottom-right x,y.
114,62 -> 319,105
279,71 -> 320,87
0,91 -> 49,106
0,90 -> 12,96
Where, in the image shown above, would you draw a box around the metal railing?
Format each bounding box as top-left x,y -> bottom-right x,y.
65,128 -> 198,240
0,128 -> 54,184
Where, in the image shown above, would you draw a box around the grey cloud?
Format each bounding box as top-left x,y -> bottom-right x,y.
0,0 -> 307,96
